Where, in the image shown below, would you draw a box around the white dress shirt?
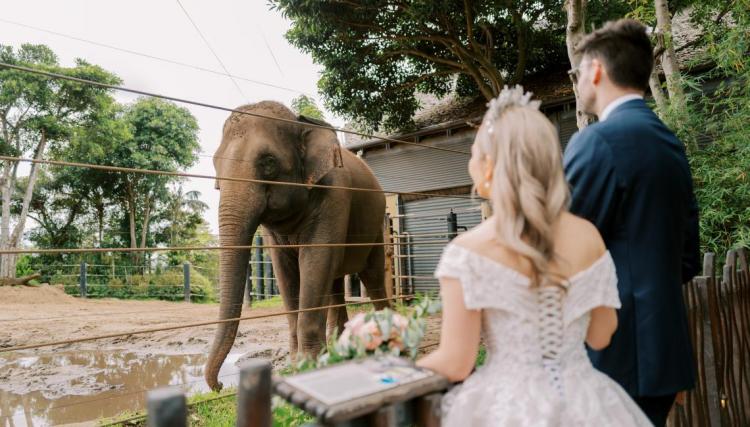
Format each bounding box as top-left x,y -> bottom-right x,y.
599,94 -> 644,121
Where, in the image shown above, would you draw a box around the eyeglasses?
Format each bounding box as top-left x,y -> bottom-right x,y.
567,67 -> 580,85
568,59 -> 591,85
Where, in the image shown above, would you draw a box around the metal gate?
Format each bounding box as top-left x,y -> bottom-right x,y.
398,196 -> 484,294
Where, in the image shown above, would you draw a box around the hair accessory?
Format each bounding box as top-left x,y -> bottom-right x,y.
484,85 -> 541,133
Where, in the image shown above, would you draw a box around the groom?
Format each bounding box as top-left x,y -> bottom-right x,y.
563,19 -> 701,426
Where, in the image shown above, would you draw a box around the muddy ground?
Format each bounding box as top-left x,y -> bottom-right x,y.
0,285 -> 440,426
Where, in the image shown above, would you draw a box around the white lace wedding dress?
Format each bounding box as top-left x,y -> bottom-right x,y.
435,243 -> 652,426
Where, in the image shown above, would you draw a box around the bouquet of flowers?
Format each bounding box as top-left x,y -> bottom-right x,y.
314,295 -> 441,367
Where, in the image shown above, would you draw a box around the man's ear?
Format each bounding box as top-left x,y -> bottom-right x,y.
592,58 -> 603,86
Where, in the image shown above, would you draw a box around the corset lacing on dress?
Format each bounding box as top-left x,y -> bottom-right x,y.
538,285 -> 566,397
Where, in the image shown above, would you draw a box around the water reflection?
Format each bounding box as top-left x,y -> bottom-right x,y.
0,350 -> 242,426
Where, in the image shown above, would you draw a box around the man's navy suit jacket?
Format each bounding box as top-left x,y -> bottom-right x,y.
563,98 -> 701,397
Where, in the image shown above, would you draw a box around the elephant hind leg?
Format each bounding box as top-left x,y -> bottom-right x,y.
326,277 -> 348,340
359,245 -> 390,310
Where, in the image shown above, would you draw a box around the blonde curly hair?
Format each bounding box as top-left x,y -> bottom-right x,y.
475,85 -> 570,287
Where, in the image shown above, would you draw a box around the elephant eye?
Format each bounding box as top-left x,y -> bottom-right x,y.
257,155 -> 279,179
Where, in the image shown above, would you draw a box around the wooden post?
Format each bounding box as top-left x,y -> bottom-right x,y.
79,262 -> 87,298
368,405 -> 397,427
415,393 -> 442,427
147,387 -> 187,427
703,252 -> 715,277
183,262 -> 190,303
383,213 -> 394,299
385,194 -> 402,298
344,275 -> 352,299
237,359 -> 272,427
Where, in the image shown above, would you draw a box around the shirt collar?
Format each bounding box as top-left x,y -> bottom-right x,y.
599,94 -> 644,121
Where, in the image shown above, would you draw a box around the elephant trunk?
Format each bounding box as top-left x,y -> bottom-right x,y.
205,193 -> 260,391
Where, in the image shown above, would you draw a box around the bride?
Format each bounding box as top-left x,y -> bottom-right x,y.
416,86 -> 651,426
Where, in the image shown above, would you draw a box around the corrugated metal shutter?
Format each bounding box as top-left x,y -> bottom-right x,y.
558,109 -> 579,148
363,133 -> 475,193
401,196 -> 483,294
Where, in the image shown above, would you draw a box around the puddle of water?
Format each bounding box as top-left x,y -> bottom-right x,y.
0,350 -> 247,426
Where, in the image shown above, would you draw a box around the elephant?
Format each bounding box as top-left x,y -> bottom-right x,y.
205,101 -> 391,390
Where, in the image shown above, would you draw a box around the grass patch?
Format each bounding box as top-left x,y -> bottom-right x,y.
100,388 -> 312,427
250,295 -> 284,309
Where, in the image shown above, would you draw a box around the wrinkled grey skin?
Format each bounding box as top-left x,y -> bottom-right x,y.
205,101 -> 390,390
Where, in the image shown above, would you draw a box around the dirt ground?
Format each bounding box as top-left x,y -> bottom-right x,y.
0,285 -> 441,402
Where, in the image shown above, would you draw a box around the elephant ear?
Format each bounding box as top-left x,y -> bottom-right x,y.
298,115 -> 344,188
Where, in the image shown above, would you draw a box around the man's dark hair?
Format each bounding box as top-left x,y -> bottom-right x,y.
576,19 -> 653,91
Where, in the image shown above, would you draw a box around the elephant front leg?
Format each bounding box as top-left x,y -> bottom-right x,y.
297,247 -> 341,358
326,277 -> 348,341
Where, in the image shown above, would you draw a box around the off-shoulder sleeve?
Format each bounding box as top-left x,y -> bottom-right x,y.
435,244 -> 530,313
435,244 -> 484,310
564,252 -> 622,326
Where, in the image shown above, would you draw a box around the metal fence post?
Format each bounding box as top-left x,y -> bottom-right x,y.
147,387 -> 187,427
255,235 -> 264,299
183,262 -> 190,303
264,250 -> 273,296
446,210 -> 458,240
79,262 -> 87,298
245,260 -> 253,307
236,359 -> 272,427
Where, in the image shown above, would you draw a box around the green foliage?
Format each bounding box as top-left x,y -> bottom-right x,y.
290,95 -> 325,120
60,269 -> 215,302
476,345 -> 487,367
15,255 -> 35,277
666,2 -> 750,255
271,0 -> 630,131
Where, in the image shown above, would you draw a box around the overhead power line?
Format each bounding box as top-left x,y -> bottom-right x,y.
175,0 -> 248,101
0,17 -> 315,97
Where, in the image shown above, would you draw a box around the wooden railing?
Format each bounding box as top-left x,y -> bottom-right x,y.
670,248 -> 750,426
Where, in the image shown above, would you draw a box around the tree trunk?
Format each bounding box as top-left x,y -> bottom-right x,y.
648,61 -> 668,113
126,181 -> 138,264
10,133 -> 47,246
564,0 -> 595,129
96,202 -> 104,247
0,162 -> 13,278
140,193 -> 151,269
654,0 -> 686,112
0,273 -> 41,286
0,132 -> 48,278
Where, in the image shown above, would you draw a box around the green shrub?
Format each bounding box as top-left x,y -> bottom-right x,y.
59,269 -> 216,302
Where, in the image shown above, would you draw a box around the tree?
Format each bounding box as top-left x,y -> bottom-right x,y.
291,95 -> 325,120
564,0 -> 596,129
0,44 -> 120,278
110,98 -> 200,263
153,186 -> 213,268
272,0 -> 629,131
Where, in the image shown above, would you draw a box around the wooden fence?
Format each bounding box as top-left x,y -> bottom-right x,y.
670,248 -> 750,426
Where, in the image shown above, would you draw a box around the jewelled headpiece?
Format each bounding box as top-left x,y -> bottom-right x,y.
484,85 -> 541,133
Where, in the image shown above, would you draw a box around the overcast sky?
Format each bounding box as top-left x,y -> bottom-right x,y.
1,0 -> 345,235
